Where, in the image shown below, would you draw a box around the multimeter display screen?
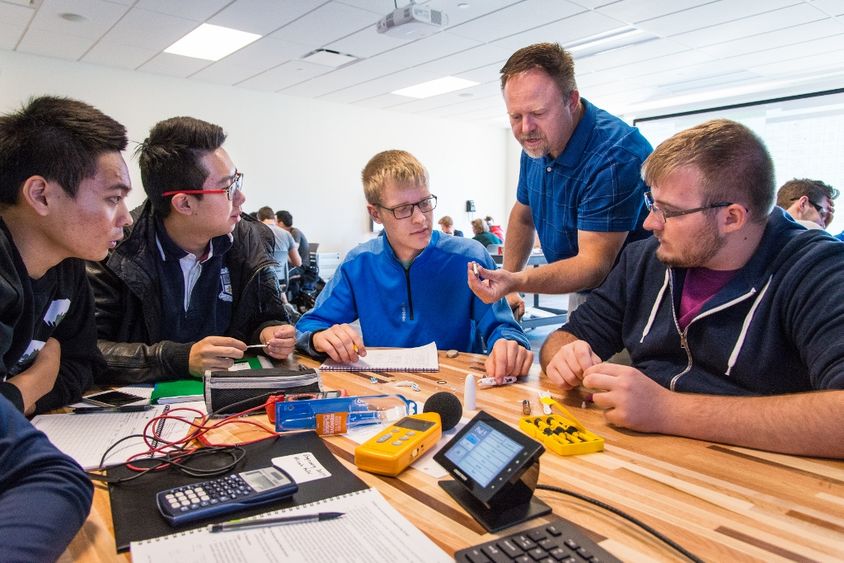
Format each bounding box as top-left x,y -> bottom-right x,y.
444,421 -> 523,487
395,417 -> 437,431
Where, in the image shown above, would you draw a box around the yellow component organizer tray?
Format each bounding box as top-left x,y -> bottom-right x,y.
519,396 -> 604,456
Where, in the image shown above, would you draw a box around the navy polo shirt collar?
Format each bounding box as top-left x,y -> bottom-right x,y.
154,218 -> 234,262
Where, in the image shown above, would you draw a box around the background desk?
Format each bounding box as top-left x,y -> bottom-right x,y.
63,352 -> 844,562
490,252 -> 568,330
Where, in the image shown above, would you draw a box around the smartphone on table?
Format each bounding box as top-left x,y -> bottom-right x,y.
82,390 -> 147,407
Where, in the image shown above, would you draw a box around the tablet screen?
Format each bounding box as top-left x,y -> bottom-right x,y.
443,420 -> 523,487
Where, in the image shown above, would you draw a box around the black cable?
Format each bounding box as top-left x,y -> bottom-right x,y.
536,483 -> 703,563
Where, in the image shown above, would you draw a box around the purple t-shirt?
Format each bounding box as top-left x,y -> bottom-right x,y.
678,267 -> 738,330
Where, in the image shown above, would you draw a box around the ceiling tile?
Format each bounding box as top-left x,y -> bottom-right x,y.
675,4 -> 828,48
592,0 -> 713,25
192,36 -> 307,84
27,0 -> 129,39
237,59 -> 331,92
268,1 -> 376,46
0,0 -> 34,26
576,38 -> 690,75
697,19 -> 844,59
319,67 -> 443,103
447,0 -> 585,42
323,25 -> 414,59
209,0 -> 326,35
96,7 -> 198,51
811,0 -> 844,16
490,9 -> 629,53
133,0 -> 229,22
0,22 -> 24,49
82,42 -> 156,69
17,27 -> 94,59
412,43 -> 512,76
637,0 -> 800,37
137,52 -> 210,78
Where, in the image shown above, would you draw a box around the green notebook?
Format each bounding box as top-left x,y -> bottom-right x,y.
150,379 -> 204,404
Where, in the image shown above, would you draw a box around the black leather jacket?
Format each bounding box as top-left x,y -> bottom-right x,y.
86,202 -> 290,384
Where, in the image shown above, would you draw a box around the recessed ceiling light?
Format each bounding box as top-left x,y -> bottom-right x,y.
393,76 -> 479,99
458,2 -> 470,8
165,23 -> 261,62
301,49 -> 358,68
60,12 -> 87,22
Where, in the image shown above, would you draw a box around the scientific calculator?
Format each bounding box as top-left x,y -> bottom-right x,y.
156,466 -> 298,526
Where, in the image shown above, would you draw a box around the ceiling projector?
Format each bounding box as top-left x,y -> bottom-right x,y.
376,4 -> 448,38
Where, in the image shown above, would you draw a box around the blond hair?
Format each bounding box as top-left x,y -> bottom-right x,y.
500,42 -> 576,97
361,150 -> 428,204
642,119 -> 774,224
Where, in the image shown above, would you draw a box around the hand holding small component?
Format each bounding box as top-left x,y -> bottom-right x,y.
467,262 -> 518,304
545,339 -> 601,390
189,336 -> 247,376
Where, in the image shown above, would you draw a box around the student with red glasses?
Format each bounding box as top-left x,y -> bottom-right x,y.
87,117 -> 295,384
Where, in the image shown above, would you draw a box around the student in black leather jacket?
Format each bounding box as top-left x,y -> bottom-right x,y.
87,117 -> 293,384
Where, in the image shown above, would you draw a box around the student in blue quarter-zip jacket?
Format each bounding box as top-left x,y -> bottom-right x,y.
541,119 -> 844,458
297,150 -> 532,380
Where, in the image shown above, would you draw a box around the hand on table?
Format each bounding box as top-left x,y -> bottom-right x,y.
583,363 -> 671,433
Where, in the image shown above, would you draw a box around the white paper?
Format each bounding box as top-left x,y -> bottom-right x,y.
320,342 -> 438,372
271,452 -> 332,483
31,402 -> 204,469
131,488 -> 451,563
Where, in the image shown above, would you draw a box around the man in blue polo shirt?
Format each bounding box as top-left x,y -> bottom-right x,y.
469,42 -> 652,316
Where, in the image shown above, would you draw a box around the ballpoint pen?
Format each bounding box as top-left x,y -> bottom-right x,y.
72,405 -> 153,414
209,511 -> 344,533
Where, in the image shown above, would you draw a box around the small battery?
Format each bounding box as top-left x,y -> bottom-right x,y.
522,399 -> 531,416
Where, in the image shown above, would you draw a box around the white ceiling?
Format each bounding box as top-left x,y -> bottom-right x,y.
2,0 -> 844,126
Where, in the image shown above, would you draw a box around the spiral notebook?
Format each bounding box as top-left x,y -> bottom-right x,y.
130,488 -> 450,562
319,341 -> 439,372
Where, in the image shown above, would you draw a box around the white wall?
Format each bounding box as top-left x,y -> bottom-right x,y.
0,50 -> 513,254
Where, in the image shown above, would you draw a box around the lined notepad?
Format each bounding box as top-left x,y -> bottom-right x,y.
319,342 -> 439,372
130,488 -> 450,562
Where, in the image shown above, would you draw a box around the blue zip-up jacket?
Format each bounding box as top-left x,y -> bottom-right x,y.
563,207 -> 844,395
296,231 -> 529,355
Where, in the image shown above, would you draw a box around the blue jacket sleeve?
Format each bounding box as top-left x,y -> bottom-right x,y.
0,395 -> 93,561
473,253 -> 530,352
295,264 -> 358,356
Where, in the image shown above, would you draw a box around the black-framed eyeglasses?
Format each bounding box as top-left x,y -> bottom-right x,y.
377,195 -> 438,219
644,192 -> 732,223
789,197 -> 830,219
162,171 -> 244,201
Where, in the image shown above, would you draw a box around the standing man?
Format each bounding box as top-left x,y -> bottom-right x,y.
775,178 -> 837,230
469,42 -> 652,317
88,117 -> 294,384
542,120 -> 844,458
0,96 -> 132,414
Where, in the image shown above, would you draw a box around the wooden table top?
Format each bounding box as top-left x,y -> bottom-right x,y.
62,351 -> 844,562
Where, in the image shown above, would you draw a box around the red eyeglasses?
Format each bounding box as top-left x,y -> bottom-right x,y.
162,171 -> 243,201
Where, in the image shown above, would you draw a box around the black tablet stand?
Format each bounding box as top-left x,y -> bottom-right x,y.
439,457 -> 551,533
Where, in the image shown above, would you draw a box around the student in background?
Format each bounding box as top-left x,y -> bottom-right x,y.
88,117 -> 294,383
0,95 -> 131,414
542,120 -> 844,458
257,205 -> 300,271
469,42 -> 652,318
775,178 -> 837,230
471,218 -> 502,247
0,394 -> 94,560
438,215 -> 464,237
297,150 -> 532,379
484,215 -> 505,242
277,210 -> 312,269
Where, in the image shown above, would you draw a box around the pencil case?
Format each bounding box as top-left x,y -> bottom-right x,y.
204,365 -> 321,415
519,397 -> 604,455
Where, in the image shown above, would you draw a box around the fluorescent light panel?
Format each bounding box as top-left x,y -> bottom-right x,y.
392,76 -> 479,99
566,27 -> 652,57
165,24 -> 261,61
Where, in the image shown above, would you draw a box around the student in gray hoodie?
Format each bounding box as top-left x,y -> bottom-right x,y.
541,119 -> 844,459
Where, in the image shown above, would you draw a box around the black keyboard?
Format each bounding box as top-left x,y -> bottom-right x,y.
455,517 -> 620,563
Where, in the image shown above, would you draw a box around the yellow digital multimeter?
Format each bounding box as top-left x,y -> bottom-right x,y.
354,412 -> 442,476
